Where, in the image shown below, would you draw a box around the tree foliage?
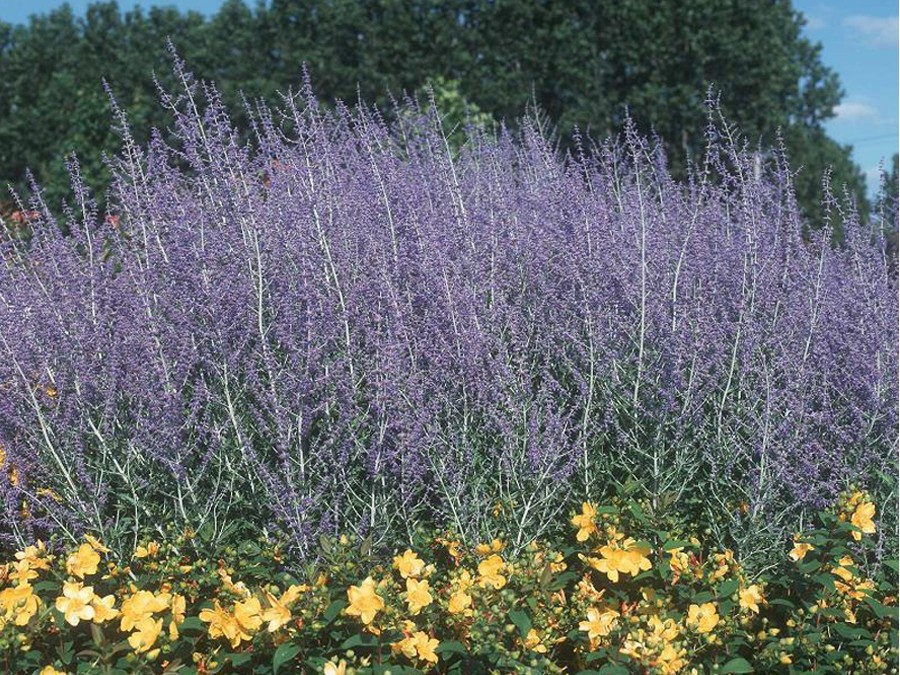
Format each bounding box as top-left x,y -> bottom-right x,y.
0,0 -> 876,229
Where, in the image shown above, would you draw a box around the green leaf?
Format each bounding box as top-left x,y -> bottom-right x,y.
198,521 -> 215,543
539,563 -> 554,587
550,570 -> 577,591
340,633 -> 380,649
57,640 -> 75,665
179,616 -> 206,635
597,667 -> 630,675
273,643 -> 301,674
90,622 -> 104,647
323,600 -> 347,624
436,640 -> 468,655
720,657 -> 754,673
662,539 -> 694,551
34,580 -> 60,594
508,608 -> 532,638
584,649 -> 609,663
863,596 -> 899,620
692,591 -> 715,604
718,578 -> 740,597
227,653 -> 252,667
833,623 -> 869,640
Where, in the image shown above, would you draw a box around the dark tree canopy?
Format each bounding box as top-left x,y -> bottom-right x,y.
0,0 -> 879,230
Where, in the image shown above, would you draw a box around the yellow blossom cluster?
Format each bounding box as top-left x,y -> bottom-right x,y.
0,492 -> 892,674
199,582 -> 307,647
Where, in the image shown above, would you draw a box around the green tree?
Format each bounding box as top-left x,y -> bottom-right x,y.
0,0 -> 873,233
0,2 -> 209,209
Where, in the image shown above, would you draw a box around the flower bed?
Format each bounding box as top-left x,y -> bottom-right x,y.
1,490 -> 895,673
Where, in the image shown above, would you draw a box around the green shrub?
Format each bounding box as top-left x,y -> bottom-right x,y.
0,490 -> 896,673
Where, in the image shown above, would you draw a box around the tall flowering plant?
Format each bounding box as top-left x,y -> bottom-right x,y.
0,52 -> 895,566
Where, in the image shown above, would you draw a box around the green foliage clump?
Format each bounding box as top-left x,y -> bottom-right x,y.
0,491 -> 895,673
0,0 -> 875,231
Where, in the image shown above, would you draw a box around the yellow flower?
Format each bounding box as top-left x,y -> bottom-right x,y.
345,577 -> 385,626
440,538 -> 462,561
14,541 -> 52,571
474,538 -> 504,556
405,631 -> 440,664
789,540 -> 814,562
280,584 -> 308,605
119,590 -> 169,631
393,550 -> 426,579
576,575 -> 607,602
134,542 -> 161,559
8,559 -> 38,584
199,600 -> 237,644
393,636 -> 416,661
217,569 -> 251,598
168,594 -> 186,639
37,487 -> 63,502
686,602 -> 720,634
406,578 -> 433,615
323,660 -> 347,675
66,544 -> 101,579
262,591 -> 292,632
447,589 -> 473,614
572,501 -> 599,542
832,562 -> 876,600
127,617 -> 163,653
582,538 -> 652,583
83,534 -> 110,553
710,549 -> 734,580
657,643 -> 689,675
0,582 -> 41,626
197,597 -> 259,649
831,555 -> 855,583
647,614 -> 680,642
850,502 -> 876,541
261,584 -> 306,629
579,606 -> 620,646
477,554 -> 507,589
55,581 -> 96,626
39,667 -> 68,675
456,569 -> 475,591
91,594 -> 119,623
739,585 -> 764,614
234,596 -> 263,634
523,628 -> 548,653
668,547 -> 690,578
549,552 -> 568,573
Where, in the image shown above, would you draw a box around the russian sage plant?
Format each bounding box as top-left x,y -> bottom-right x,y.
0,59 -> 896,570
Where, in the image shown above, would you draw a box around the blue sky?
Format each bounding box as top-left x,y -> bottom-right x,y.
794,1 -> 899,196
2,0 -> 897,195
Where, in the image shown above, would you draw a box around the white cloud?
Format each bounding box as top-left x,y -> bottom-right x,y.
833,100 -> 881,121
804,15 -> 826,30
843,15 -> 899,48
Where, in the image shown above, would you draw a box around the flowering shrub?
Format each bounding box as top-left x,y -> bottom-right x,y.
0,493 -> 895,673
0,56 -> 896,568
